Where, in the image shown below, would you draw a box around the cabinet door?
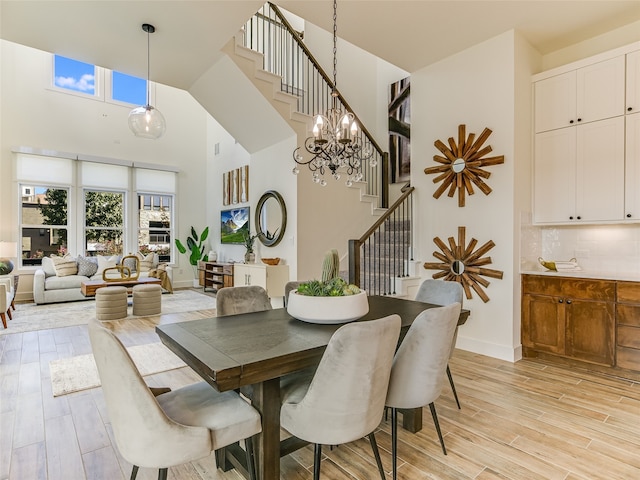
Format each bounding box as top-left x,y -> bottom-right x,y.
565,299 -> 614,366
576,56 -> 625,124
534,128 -> 576,223
626,50 -> 640,114
625,113 -> 640,220
534,70 -> 576,133
522,294 -> 565,354
575,116 -> 625,221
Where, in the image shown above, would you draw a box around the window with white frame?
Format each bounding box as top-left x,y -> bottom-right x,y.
84,190 -> 125,256
138,194 -> 173,262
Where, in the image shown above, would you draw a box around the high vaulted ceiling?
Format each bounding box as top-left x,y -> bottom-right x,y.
1,1 -> 639,91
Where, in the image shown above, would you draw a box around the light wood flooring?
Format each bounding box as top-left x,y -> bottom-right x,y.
1,305 -> 639,480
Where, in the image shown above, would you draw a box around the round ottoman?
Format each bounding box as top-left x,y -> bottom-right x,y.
95,286 -> 128,321
132,284 -> 162,316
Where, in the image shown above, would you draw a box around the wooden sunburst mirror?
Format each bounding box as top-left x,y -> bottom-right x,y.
425,124 -> 504,207
423,226 -> 503,303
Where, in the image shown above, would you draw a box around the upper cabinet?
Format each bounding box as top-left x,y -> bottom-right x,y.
532,44 -> 640,225
534,56 -> 625,133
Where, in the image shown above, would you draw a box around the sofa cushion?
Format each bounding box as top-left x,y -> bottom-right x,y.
77,256 -> 98,277
136,252 -> 156,272
45,274 -> 89,290
52,255 -> 78,277
41,256 -> 57,277
96,255 -> 120,275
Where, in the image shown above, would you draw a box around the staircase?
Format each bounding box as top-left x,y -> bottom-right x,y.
224,2 -> 420,296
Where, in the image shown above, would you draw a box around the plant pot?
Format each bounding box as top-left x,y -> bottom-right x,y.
286,291 -> 369,324
245,251 -> 256,263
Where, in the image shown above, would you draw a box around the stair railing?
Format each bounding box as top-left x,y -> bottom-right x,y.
348,185 -> 415,295
243,2 -> 389,207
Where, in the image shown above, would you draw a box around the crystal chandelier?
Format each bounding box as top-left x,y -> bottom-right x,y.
128,23 -> 166,139
292,0 -> 374,186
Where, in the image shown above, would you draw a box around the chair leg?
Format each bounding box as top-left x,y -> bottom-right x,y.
447,364 -> 461,409
429,402 -> 447,455
158,468 -> 168,480
313,444 -> 322,480
391,407 -> 398,480
368,432 -> 385,480
244,437 -> 257,480
6,308 -> 11,320
1,312 -> 7,329
129,465 -> 139,480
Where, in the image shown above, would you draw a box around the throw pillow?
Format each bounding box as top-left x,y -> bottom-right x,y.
41,256 -> 57,277
51,254 -> 78,277
123,255 -> 138,272
136,252 -> 155,272
96,255 -> 120,275
77,256 -> 98,277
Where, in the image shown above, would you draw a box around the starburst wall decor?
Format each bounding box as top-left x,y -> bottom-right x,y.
423,226 -> 503,303
424,124 -> 504,207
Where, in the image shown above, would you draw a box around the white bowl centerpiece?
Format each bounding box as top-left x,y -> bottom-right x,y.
287,278 -> 368,324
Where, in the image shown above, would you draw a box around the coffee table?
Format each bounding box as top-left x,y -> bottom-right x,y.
81,277 -> 162,297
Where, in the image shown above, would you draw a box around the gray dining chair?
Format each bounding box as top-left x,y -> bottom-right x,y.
385,303 -> 461,479
280,315 -> 401,480
283,280 -> 304,307
415,278 -> 464,409
88,318 -> 262,480
216,285 -> 272,316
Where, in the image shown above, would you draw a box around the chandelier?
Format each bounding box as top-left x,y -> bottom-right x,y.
128,23 -> 166,139
292,0 -> 374,186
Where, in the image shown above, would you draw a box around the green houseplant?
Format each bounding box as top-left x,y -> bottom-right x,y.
175,226 -> 209,281
243,231 -> 258,263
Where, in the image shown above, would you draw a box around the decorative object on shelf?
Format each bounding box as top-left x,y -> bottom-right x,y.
538,257 -> 581,272
292,0 -> 374,187
128,23 -> 166,139
175,226 -> 209,278
261,257 -> 280,266
208,250 -> 217,262
287,278 -> 367,324
255,191 -> 287,247
0,241 -> 17,275
243,231 -> 258,264
423,226 -> 503,303
425,124 -> 504,207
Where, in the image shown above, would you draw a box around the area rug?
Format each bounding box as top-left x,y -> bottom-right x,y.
2,289 -> 216,336
49,342 -> 187,397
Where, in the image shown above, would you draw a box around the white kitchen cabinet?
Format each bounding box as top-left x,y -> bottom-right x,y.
534,56 -> 625,133
625,113 -> 640,220
233,263 -> 289,297
534,116 -> 625,223
627,50 -> 640,115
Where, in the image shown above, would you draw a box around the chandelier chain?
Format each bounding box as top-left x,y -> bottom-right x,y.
332,0 -> 337,90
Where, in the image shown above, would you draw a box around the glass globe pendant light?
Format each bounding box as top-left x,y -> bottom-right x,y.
128,23 -> 166,139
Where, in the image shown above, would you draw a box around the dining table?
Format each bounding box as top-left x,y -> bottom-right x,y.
156,295 -> 470,480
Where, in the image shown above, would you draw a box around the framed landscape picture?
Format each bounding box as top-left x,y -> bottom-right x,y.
220,207 -> 250,244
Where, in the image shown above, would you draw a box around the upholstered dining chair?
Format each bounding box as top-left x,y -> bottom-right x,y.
386,303 -> 461,478
280,314 -> 401,480
0,276 -> 14,329
283,280 -> 304,307
216,285 -> 272,316
88,318 -> 262,480
415,279 -> 464,409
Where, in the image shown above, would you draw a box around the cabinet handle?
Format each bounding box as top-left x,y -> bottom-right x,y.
569,216 -> 573,220
569,120 -> 574,124
629,107 -> 633,112
576,216 -> 581,220
627,214 -> 632,218
577,118 -> 582,122
566,299 -> 572,305
558,299 -> 563,303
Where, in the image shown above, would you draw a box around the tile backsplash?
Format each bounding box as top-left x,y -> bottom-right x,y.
521,219 -> 640,276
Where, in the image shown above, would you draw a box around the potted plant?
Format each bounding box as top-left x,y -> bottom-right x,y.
243,231 -> 258,263
287,277 -> 368,324
175,226 -> 209,285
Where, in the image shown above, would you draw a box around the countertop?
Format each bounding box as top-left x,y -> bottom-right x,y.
521,268 -> 640,282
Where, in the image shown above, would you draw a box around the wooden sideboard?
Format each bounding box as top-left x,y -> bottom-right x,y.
522,274 -> 639,378
198,261 -> 233,293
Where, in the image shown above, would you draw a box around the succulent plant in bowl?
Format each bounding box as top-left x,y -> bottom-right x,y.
288,278 -> 367,324
295,277 -> 361,297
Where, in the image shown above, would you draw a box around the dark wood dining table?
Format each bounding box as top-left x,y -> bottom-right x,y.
156,295 -> 470,480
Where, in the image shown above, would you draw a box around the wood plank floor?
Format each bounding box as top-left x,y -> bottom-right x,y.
1,306 -> 639,480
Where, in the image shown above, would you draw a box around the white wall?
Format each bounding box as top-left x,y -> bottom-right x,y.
0,40 -> 210,290
413,31 -> 533,361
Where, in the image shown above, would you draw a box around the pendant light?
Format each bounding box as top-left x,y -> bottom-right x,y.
128,23 -> 166,139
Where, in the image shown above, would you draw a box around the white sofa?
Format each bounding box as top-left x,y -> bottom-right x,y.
33,254 -> 173,305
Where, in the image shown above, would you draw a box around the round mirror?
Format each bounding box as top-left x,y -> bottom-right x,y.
255,190 -> 287,247
452,158 -> 466,173
451,260 -> 465,275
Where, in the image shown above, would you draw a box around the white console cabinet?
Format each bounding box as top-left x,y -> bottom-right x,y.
233,263 -> 289,297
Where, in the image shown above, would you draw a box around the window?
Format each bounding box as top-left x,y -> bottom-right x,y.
84,190 -> 125,256
138,194 -> 173,262
111,71 -> 147,106
20,186 -> 69,265
53,55 -> 97,97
